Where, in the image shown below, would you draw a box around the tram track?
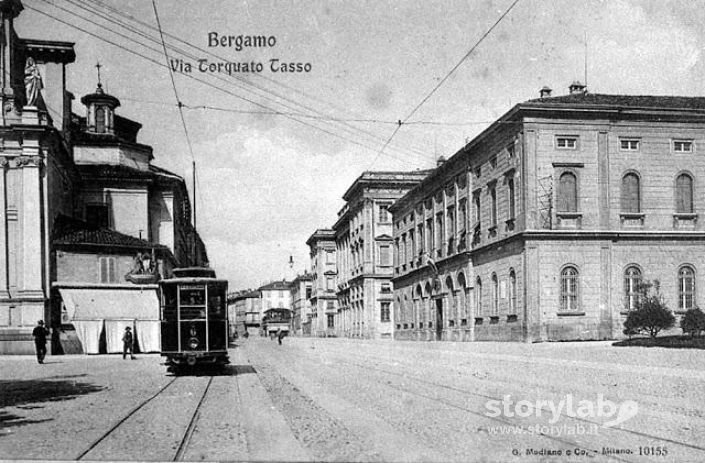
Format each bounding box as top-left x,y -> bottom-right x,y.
75,374 -> 216,461
333,354 -> 705,460
251,341 -> 705,462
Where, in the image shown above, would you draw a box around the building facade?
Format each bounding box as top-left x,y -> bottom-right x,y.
258,280 -> 291,335
334,171 -> 429,339
392,83 -> 705,342
290,273 -> 312,336
0,1 -> 206,353
306,229 -> 337,336
228,290 -> 261,337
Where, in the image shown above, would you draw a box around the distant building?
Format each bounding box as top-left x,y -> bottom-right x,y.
306,229 -> 337,336
392,84 -> 705,342
290,273 -> 312,335
228,290 -> 261,337
333,171 -> 430,339
258,280 -> 292,335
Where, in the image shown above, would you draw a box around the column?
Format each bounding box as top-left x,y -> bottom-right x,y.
0,159 -> 8,298
20,155 -> 44,298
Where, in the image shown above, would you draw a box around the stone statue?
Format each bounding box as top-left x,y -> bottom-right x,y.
24,57 -> 42,106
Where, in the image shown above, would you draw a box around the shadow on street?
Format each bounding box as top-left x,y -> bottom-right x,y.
168,364 -> 257,377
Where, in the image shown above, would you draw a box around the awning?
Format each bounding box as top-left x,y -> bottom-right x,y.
59,288 -> 159,321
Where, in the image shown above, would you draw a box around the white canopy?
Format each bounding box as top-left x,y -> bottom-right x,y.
59,288 -> 160,353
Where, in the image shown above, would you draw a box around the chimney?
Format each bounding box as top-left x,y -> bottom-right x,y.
539,86 -> 552,98
569,80 -> 587,95
436,156 -> 446,167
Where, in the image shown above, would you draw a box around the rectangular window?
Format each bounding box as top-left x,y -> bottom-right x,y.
556,136 -> 578,149
458,200 -> 467,233
380,283 -> 391,294
417,224 -> 424,253
473,191 -> 481,225
99,257 -> 117,283
378,204 -> 391,222
379,244 -> 391,266
327,314 -> 335,328
408,230 -> 415,261
86,203 -> 110,228
674,140 -> 693,153
326,276 -> 335,291
489,185 -> 497,227
620,139 -> 640,151
447,206 -> 455,239
380,302 -> 391,322
326,250 -> 335,264
508,177 -> 516,220
507,142 -> 516,158
305,287 -> 312,299
425,219 -> 433,252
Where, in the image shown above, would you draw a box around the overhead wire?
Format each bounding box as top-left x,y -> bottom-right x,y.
369,0 -> 522,168
25,2 -> 426,167
61,0 -> 432,163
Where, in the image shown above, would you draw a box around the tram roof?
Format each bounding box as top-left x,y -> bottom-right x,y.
160,277 -> 228,285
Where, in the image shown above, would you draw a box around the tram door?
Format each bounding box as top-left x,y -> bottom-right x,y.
435,298 -> 443,341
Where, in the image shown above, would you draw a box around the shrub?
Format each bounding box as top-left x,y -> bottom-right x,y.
681,308 -> 705,337
623,279 -> 675,339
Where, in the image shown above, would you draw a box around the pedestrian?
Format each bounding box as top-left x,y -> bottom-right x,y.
243,330 -> 249,339
122,326 -> 136,360
277,328 -> 284,345
32,320 -> 49,364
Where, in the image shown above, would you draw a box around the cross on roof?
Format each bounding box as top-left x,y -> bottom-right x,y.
95,61 -> 102,86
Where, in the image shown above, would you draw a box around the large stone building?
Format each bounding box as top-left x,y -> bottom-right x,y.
258,280 -> 291,335
391,83 -> 705,342
333,171 -> 430,339
0,1 -> 206,354
227,289 -> 261,337
290,272 -> 312,335
306,229 -> 337,336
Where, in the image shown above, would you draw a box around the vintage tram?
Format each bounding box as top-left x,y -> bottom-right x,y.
261,308 -> 292,338
159,267 -> 229,370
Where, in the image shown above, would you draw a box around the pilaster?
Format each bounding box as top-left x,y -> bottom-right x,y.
18,149 -> 44,298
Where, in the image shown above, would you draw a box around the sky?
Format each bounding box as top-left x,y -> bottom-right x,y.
17,0 -> 705,289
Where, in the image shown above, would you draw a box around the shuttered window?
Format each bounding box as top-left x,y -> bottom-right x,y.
621,173 -> 641,213
560,266 -> 579,311
624,266 -> 641,311
99,257 -> 117,283
679,266 -> 695,311
676,174 -> 694,213
557,172 -> 577,212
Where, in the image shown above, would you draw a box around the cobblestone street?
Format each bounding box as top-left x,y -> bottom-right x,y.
1,338 -> 705,462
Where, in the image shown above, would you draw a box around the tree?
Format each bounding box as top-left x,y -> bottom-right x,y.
623,279 -> 675,339
681,307 -> 705,338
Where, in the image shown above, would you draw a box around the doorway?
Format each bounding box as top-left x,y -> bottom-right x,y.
435,298 -> 443,341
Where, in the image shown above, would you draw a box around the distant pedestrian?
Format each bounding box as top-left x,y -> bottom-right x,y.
122,326 -> 136,360
243,330 -> 249,339
32,320 -> 49,364
277,328 -> 284,345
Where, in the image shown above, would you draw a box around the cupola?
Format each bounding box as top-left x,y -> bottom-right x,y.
80,65 -> 120,135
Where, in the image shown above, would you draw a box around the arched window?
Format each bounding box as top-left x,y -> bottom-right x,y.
621,173 -> 641,213
491,273 -> 499,315
676,174 -> 694,213
475,277 -> 482,316
509,269 -> 517,314
624,266 -> 641,311
95,107 -> 106,133
678,266 -> 695,311
557,172 -> 577,212
560,266 -> 579,311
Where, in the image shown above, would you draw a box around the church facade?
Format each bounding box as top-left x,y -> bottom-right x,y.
0,0 -> 206,354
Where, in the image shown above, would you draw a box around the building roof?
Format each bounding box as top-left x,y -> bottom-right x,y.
306,228 -> 336,246
258,280 -> 291,291
341,170 -> 432,202
52,215 -> 169,252
76,163 -> 185,186
523,92 -> 705,112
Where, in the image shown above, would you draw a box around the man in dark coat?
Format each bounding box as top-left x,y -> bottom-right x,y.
122,326 -> 136,360
32,320 -> 49,364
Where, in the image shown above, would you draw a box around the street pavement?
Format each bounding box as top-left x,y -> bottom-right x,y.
1,337 -> 704,462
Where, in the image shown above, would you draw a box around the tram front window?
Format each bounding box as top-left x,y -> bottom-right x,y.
180,285 -> 206,319
208,283 -> 226,319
